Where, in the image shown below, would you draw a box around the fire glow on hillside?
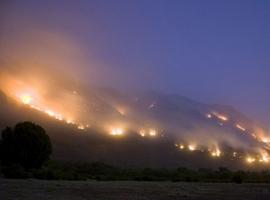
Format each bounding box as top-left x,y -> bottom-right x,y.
211,111 -> 228,121
14,91 -> 160,139
20,94 -> 32,105
235,124 -> 246,132
204,112 -> 270,164
12,91 -> 270,165
1,70 -> 270,167
18,93 -> 79,126
210,148 -> 221,157
110,128 -> 124,136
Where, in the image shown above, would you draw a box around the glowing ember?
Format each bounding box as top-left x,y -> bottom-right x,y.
206,114 -> 212,118
110,128 -> 124,136
179,144 -> 185,150
30,105 -> 42,111
44,110 -> 61,121
188,144 -> 196,151
246,156 -> 256,164
77,125 -> 85,130
66,119 -> 74,124
259,151 -> 270,163
149,129 -> 157,137
139,130 -> 146,137
261,137 -> 270,143
45,110 -> 56,117
212,112 -> 228,121
236,124 -> 246,132
20,94 -> 32,104
55,115 -> 63,121
211,148 -> 221,157
259,156 -> 269,163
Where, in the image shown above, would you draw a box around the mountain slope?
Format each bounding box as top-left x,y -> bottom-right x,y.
0,89 -> 268,170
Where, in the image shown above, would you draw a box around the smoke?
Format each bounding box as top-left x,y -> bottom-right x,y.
0,28 -> 93,123
1,28 -> 88,80
0,10 -> 269,158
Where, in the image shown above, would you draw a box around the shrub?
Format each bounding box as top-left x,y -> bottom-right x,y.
0,122 -> 52,169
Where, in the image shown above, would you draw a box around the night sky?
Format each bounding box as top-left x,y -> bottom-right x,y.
1,0 -> 270,125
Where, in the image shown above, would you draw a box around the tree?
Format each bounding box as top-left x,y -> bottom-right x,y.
0,122 -> 52,169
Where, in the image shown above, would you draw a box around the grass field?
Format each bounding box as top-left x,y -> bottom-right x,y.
1,179 -> 270,200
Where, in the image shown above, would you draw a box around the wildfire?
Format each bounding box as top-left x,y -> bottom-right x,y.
138,129 -> 158,137
12,87 -> 270,166
260,137 -> 270,144
236,124 -> 246,132
258,151 -> 270,163
259,156 -> 270,163
244,151 -> 270,164
30,105 -> 42,111
173,141 -> 270,165
110,128 -> 124,136
45,110 -> 56,117
45,110 -> 63,121
179,144 -> 185,149
149,129 -> 157,137
20,94 -> 32,105
77,125 -> 85,130
210,148 -> 221,157
16,92 -> 91,131
211,112 -> 228,121
139,130 -> 146,137
66,119 -> 74,124
188,144 -> 196,151
246,156 -> 256,164
175,143 -> 185,150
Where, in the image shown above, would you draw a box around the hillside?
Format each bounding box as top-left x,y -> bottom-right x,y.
0,89 -> 268,169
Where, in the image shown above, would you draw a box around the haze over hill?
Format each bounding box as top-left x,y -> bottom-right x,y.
1,0 -> 270,125
0,83 -> 269,170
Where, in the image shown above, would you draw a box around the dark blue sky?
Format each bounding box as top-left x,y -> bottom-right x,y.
1,0 -> 270,124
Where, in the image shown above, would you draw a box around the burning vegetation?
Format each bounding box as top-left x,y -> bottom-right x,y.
4,85 -> 270,166
1,69 -> 270,167
1,82 -> 269,166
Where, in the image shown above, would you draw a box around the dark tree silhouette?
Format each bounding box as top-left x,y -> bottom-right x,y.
0,122 -> 52,169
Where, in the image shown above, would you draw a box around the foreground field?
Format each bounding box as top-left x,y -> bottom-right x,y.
1,179 -> 270,200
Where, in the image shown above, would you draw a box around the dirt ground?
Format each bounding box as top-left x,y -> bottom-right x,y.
1,179 -> 270,200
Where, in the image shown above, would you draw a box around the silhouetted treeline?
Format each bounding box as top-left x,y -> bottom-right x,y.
2,160 -> 270,183
1,122 -> 270,183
